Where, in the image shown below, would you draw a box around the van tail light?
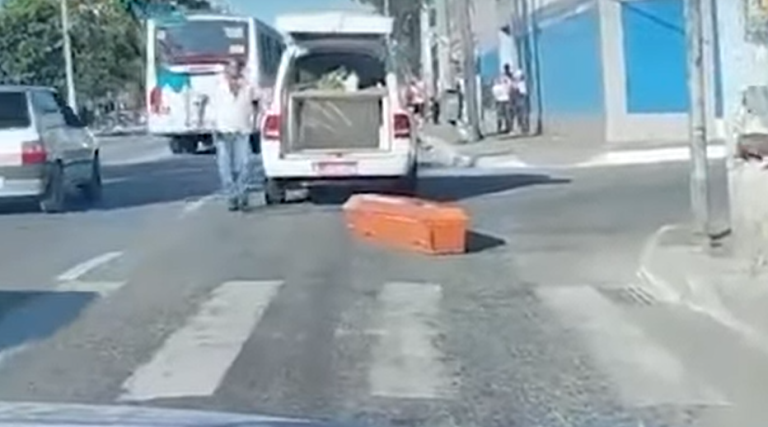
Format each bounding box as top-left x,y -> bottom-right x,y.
22,140 -> 47,164
393,113 -> 411,138
262,113 -> 281,139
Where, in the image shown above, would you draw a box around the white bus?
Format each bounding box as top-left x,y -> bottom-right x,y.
145,13 -> 285,154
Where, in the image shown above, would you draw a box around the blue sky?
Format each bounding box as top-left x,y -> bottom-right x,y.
226,0 -> 372,24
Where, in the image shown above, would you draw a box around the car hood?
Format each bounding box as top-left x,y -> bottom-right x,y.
0,402 -> 331,427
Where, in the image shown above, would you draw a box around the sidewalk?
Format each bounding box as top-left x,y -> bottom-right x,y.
418,123 -> 723,169
638,223 -> 768,352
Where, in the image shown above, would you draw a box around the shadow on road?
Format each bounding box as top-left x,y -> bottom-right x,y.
466,230 -> 506,253
309,173 -> 571,205
96,155 -> 218,211
418,173 -> 570,202
0,290 -> 97,355
0,154 -> 570,214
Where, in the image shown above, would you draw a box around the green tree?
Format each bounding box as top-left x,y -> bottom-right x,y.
351,0 -> 423,73
0,0 -> 65,87
0,0 -> 212,103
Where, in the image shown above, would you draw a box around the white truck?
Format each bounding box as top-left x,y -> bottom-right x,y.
259,12 -> 418,205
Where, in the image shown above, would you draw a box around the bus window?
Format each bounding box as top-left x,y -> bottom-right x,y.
156,20 -> 249,65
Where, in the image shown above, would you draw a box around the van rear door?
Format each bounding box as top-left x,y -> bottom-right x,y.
273,13 -> 404,156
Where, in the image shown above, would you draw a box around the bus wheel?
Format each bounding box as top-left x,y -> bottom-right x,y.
169,137 -> 184,154
182,138 -> 198,154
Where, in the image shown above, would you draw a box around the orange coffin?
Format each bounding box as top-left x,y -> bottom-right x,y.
342,193 -> 469,255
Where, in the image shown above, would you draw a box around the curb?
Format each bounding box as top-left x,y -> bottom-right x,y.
637,223 -> 768,353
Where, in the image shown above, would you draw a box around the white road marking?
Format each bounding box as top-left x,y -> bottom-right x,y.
180,193 -> 217,217
368,282 -> 455,399
118,280 -> 283,401
55,280 -> 126,297
468,145 -> 727,170
576,145 -> 726,168
537,285 -> 728,407
56,252 -> 123,282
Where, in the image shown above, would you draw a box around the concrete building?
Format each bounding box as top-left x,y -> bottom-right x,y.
498,0 -> 724,144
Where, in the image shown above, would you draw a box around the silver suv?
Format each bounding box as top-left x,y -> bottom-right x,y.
0,86 -> 101,213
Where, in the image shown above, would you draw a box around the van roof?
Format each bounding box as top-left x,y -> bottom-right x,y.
275,12 -> 393,37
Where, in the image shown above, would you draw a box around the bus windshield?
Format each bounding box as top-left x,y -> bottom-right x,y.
155,19 -> 249,65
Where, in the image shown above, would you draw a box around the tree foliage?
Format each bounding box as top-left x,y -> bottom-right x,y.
0,0 -> 211,103
351,0 -> 423,73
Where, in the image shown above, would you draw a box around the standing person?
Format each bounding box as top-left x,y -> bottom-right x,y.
492,74 -> 512,133
211,58 -> 260,212
511,68 -> 530,134
408,77 -> 427,126
501,64 -> 517,132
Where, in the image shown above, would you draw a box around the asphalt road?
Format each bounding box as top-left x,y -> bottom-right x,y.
0,136 -> 759,427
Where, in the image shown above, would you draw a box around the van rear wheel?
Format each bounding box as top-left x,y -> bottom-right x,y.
264,179 -> 286,205
394,163 -> 418,196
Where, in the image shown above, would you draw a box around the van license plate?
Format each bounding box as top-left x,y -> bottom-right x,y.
315,161 -> 357,176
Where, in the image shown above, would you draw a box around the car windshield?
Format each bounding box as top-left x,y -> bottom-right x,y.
0,92 -> 30,128
0,4 -> 763,427
155,20 -> 249,65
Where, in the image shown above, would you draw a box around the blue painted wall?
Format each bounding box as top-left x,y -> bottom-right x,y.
536,5 -> 604,114
621,0 -> 688,113
479,50 -> 500,81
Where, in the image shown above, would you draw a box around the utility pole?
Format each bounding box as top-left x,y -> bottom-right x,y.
60,0 -> 77,110
458,0 -> 481,141
420,1 -> 434,96
435,0 -> 451,93
685,0 -> 713,240
383,0 -> 390,16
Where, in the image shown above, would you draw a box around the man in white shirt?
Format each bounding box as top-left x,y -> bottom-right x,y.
211,58 -> 260,211
511,68 -> 530,134
492,75 -> 512,133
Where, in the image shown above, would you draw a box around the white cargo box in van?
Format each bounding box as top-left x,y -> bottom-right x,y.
275,13 -> 393,38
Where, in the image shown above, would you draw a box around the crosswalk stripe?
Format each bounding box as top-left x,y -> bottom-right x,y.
368,282 -> 455,399
537,285 -> 728,407
118,280 -> 283,402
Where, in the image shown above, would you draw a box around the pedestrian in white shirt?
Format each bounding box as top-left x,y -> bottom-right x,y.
492,75 -> 512,133
211,58 -> 260,211
511,68 -> 530,134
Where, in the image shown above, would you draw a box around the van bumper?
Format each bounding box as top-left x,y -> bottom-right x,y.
262,150 -> 415,180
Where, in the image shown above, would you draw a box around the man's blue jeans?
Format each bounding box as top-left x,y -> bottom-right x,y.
214,132 -> 252,203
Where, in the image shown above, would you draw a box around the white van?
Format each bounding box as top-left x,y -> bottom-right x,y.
259,13 -> 417,204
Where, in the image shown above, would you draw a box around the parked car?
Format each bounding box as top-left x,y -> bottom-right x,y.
0,85 -> 101,213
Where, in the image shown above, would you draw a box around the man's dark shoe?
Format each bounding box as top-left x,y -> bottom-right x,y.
228,198 -> 239,211
239,196 -> 251,212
